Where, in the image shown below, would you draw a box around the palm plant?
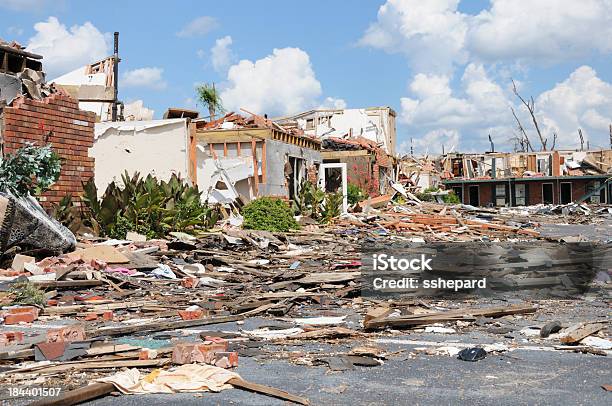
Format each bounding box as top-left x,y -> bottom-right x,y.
196,83 -> 224,120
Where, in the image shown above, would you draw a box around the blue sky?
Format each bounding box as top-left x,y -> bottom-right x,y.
2,0 -> 612,154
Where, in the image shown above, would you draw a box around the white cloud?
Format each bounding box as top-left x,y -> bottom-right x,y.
360,0 -> 467,73
319,97 -> 347,110
400,64 -> 612,152
122,67 -> 167,90
177,16 -> 219,38
196,49 -> 205,59
221,47 -> 322,116
211,35 -> 234,73
361,0 -> 612,70
123,100 -> 154,121
536,66 -> 612,149
400,128 -> 460,155
27,17 -> 109,78
400,64 -> 516,152
468,0 -> 612,63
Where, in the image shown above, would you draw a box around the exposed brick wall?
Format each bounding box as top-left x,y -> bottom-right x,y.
1,92 -> 95,208
449,177 -> 607,206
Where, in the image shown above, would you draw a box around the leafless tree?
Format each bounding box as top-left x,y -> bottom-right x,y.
510,106 -> 534,152
551,132 -> 557,150
511,79 -> 549,150
578,128 -> 584,151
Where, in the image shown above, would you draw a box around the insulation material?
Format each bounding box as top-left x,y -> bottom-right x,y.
199,158 -> 254,203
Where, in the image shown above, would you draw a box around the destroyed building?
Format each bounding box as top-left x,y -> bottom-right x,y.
276,107 -> 397,196
0,40 -> 95,207
440,149 -> 612,206
195,112 -> 321,203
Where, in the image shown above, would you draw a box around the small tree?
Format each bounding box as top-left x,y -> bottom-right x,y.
196,83 -> 224,120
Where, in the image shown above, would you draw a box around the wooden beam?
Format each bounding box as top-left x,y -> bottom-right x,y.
29,383 -> 116,406
228,378 -> 310,405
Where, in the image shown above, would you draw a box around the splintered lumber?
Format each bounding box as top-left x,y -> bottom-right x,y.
29,382 -> 116,406
364,304 -> 536,330
296,272 -> 360,284
228,377 -> 310,405
559,322 -> 606,344
89,301 -> 284,337
31,280 -> 104,288
43,300 -> 156,315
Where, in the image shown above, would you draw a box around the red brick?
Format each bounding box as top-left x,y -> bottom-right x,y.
46,325 -> 86,343
171,342 -> 229,364
178,310 -> 205,320
4,312 -> 37,325
181,277 -> 199,289
0,331 -> 25,346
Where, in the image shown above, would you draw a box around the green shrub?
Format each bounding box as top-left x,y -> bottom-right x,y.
415,188 -> 460,204
53,172 -> 219,238
291,180 -> 343,224
0,143 -> 61,196
347,183 -> 366,205
242,197 -> 299,232
9,281 -> 45,306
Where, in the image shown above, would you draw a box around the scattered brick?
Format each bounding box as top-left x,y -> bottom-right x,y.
171,342 -> 229,365
178,310 -> 205,320
0,331 -> 25,347
46,325 -> 86,343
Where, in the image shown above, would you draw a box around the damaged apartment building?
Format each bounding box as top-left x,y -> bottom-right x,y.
275,107 -> 397,196
440,150 -> 612,207
0,40 -> 96,207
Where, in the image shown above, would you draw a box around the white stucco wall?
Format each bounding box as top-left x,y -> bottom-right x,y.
92,119 -> 190,195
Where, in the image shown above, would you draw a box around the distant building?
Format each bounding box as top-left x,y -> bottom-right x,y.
275,107 -> 397,156
440,150 -> 612,206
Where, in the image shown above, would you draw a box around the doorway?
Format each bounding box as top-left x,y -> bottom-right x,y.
542,183 -> 554,204
452,186 -> 463,203
468,185 -> 480,206
560,182 -> 572,204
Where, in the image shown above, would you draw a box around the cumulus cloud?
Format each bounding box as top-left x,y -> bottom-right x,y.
319,97 -> 347,110
468,0 -> 612,63
536,66 -> 612,149
400,63 -> 517,152
360,0 -> 467,73
211,35 -> 234,73
122,67 -> 167,90
177,16 -> 219,37
361,0 -> 612,70
221,47 -> 322,116
399,63 -> 612,153
27,17 -> 109,78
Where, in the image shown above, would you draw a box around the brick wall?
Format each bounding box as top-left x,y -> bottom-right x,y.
1,92 -> 95,208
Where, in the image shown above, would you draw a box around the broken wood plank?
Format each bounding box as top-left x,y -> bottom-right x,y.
559,322 -> 606,344
228,377 -> 310,405
29,382 -> 116,406
364,305 -> 537,330
31,280 -> 104,288
89,300 -> 286,338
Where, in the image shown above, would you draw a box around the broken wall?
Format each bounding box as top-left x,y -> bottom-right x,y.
260,139 -> 321,197
0,93 -> 95,207
92,118 -> 190,196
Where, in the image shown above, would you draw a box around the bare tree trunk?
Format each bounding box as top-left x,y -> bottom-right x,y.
578,128 -> 584,151
512,80 -> 547,150
511,107 -> 534,152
